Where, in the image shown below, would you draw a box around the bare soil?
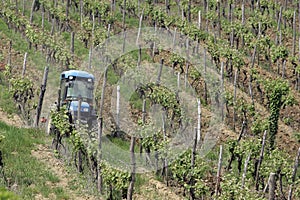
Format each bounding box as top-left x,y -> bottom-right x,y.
134,174 -> 184,200
0,109 -> 23,128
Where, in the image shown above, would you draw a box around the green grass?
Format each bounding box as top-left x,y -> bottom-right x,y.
134,174 -> 147,193
114,12 -> 141,29
0,121 -> 69,199
106,135 -> 139,152
0,82 -> 18,115
0,18 -> 48,72
0,19 -> 29,53
130,49 -> 153,63
0,187 -> 19,200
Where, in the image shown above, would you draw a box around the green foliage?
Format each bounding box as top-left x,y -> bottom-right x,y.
293,132 -> 300,143
219,44 -> 245,69
101,161 -> 130,197
170,150 -> 210,198
251,115 -> 269,135
218,173 -> 264,200
2,64 -> 12,79
247,10 -> 273,35
0,67 -> 18,115
235,97 -> 255,118
1,1 -> 72,65
9,77 -> 34,101
69,129 -> 85,152
249,35 -> 272,59
0,135 -> 4,144
260,148 -> 293,179
0,187 -> 19,200
224,91 -> 234,107
170,54 -> 185,68
264,78 -> 291,150
282,8 -> 294,25
271,45 -> 289,63
139,83 -> 181,120
9,76 -> 35,124
50,106 -> 70,136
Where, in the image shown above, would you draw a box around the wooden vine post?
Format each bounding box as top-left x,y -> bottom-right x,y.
227,121 -> 246,171
122,31 -> 127,53
251,22 -> 261,68
189,127 -> 198,200
127,135 -> 136,200
80,0 -> 83,27
77,97 -> 83,173
34,66 -> 49,128
217,0 -> 221,38
165,0 -> 170,15
215,145 -> 223,197
255,130 -> 267,190
241,0 -> 245,48
29,0 -> 36,24
22,0 -> 25,16
198,10 -> 201,29
233,69 -> 238,131
138,45 -> 142,67
204,48 -> 208,104
41,5 -> 45,31
97,68 -> 108,194
197,99 -> 201,143
241,152 -> 251,188
136,12 -> 143,46
275,6 -> 282,46
269,172 -> 276,200
172,28 -> 177,51
116,85 -> 120,134
122,0 -> 126,30
220,62 -> 224,120
156,59 -> 164,85
187,0 -> 191,22
65,0 -> 70,19
8,40 -> 12,67
185,38 -> 189,89
288,147 -> 300,200
140,98 -> 146,157
70,32 -> 75,60
22,52 -> 28,77
161,109 -> 168,185
292,11 -> 296,56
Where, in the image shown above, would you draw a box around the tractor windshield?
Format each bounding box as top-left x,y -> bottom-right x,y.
66,78 -> 94,100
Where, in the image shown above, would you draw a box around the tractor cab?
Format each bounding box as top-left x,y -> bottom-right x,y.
59,70 -> 97,126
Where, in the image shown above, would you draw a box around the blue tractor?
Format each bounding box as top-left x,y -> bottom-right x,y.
46,70 -> 97,134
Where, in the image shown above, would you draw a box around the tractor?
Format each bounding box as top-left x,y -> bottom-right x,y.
46,70 -> 97,134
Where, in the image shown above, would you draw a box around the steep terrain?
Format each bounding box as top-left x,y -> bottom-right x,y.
1,0 -> 300,199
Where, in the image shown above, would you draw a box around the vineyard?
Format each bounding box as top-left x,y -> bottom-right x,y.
0,0 -> 300,199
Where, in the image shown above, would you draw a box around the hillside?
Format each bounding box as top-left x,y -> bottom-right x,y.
0,0 -> 300,199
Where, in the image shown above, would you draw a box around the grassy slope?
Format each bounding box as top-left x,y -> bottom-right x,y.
0,121 -> 70,199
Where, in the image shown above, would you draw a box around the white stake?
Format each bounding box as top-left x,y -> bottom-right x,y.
116,85 -> 120,128
197,99 -> 201,142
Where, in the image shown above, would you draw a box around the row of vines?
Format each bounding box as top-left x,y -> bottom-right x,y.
0,0 -> 300,199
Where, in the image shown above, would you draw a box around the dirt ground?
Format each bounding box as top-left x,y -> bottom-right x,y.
0,109 -> 23,128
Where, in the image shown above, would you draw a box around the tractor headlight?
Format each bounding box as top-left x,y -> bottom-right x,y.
82,107 -> 89,112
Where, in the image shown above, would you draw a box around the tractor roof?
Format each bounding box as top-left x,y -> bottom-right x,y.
61,70 -> 94,80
